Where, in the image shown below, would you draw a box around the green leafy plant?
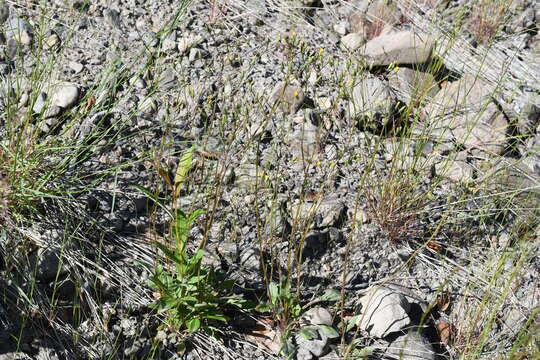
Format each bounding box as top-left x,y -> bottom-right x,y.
257,278 -> 302,332
136,147 -> 249,336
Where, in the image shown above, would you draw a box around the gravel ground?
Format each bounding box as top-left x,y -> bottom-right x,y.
0,0 -> 539,359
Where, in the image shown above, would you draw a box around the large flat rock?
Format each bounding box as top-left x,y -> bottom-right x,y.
360,30 -> 435,66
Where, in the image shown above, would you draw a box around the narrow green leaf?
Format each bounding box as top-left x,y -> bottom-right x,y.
255,303 -> 273,313
186,318 -> 200,333
347,315 -> 361,332
316,289 -> 341,303
174,147 -> 194,196
317,325 -> 339,339
269,282 -> 279,303
298,326 -> 319,340
154,241 -> 182,265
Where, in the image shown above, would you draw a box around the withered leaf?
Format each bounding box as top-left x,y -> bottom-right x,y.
436,292 -> 451,312
436,321 -> 454,346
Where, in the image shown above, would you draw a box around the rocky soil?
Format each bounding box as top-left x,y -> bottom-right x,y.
0,0 -> 539,359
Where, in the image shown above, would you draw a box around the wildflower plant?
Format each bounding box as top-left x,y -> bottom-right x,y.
136,147 -> 249,336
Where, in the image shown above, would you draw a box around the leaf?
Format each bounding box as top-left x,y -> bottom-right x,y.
436,321 -> 454,346
352,347 -> 373,357
317,325 -> 339,339
157,166 -> 173,188
221,279 -> 235,290
269,282 -> 279,303
298,326 -> 319,340
204,314 -> 228,322
187,318 -> 201,333
255,303 -> 273,313
436,292 -> 451,312
426,240 -> 443,252
315,289 -> 341,303
154,241 -> 182,265
174,147 -> 194,197
187,275 -> 207,284
189,208 -> 204,223
346,315 -> 361,332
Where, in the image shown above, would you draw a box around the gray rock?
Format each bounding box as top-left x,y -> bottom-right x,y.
36,248 -> 64,282
357,286 -> 411,338
239,247 -> 260,271
157,68 -> 177,90
360,31 -> 434,66
105,8 -> 122,28
32,92 -> 47,114
5,17 -> 33,45
366,0 -> 403,29
387,67 -> 440,104
288,122 -> 320,162
424,74 -> 492,126
435,159 -> 474,183
333,20 -> 349,35
0,1 -> 9,24
302,307 -> 333,326
341,33 -> 365,51
523,134 -> 540,176
0,353 -> 32,360
270,80 -> 305,114
349,76 -> 396,125
424,75 -> 507,154
178,33 -> 203,54
452,102 -> 508,155
515,91 -> 540,136
44,33 -> 60,50
386,331 -> 436,360
68,61 -> 84,73
295,328 -> 328,359
349,12 -> 368,35
51,83 -> 79,109
35,347 -> 59,360
235,163 -> 263,188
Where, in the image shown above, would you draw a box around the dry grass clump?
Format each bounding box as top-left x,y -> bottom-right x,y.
469,0 -> 512,45
365,173 -> 423,243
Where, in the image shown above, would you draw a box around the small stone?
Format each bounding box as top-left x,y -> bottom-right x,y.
295,327 -> 329,358
333,21 -> 349,35
157,68 -> 177,90
32,92 -> 47,114
360,30 -> 434,66
178,33 -> 203,54
435,160 -> 474,183
239,247 -> 260,271
105,8 -> 121,28
68,61 -> 84,73
51,83 -> 79,109
287,122 -> 320,162
161,37 -> 177,52
138,97 -> 156,114
35,248 -> 64,282
387,67 -> 439,104
0,1 -> 9,24
188,47 -> 203,62
357,286 -> 411,338
349,76 -> 396,125
302,307 -> 333,326
341,33 -> 366,51
235,163 -> 262,188
387,331 -> 436,360
6,17 -> 33,45
270,80 -> 305,114
44,33 -> 60,50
